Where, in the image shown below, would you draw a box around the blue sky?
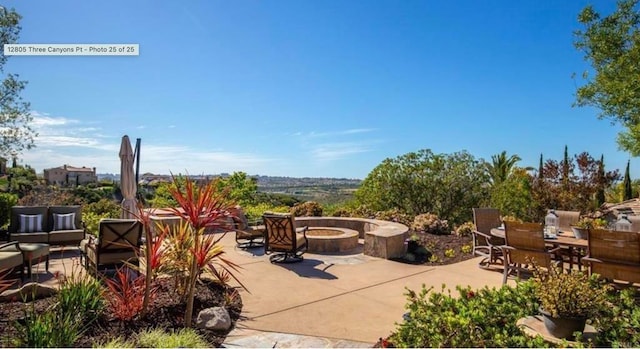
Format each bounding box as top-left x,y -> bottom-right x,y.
2,0 -> 633,179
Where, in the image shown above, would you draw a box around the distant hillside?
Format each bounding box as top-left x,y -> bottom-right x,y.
101,173 -> 362,205
255,175 -> 361,205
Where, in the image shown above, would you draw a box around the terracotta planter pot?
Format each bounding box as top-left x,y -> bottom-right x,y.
539,307 -> 586,340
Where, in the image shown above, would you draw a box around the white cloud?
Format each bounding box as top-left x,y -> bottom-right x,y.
297,128 -> 377,138
312,142 -> 372,161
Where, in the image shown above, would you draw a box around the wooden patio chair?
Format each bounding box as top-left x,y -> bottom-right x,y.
80,219 -> 143,276
502,221 -> 561,284
472,208 -> 505,268
551,210 -> 581,269
262,212 -> 308,263
582,229 -> 640,285
552,210 -> 580,233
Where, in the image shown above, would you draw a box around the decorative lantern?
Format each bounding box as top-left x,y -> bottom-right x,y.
545,210 -> 559,233
615,215 -> 632,232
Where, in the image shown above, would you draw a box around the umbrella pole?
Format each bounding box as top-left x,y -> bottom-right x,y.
135,138 -> 141,186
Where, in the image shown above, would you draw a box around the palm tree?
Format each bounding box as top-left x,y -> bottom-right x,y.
485,151 -> 522,186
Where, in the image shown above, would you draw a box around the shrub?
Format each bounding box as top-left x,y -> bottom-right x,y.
0,192 -> 17,228
411,213 -> 449,235
291,201 -> 323,217
389,282 -> 544,348
329,204 -> 375,219
501,215 -> 523,223
56,260 -> 105,325
103,267 -> 151,321
454,221 -> 474,237
136,328 -> 209,348
13,308 -> 81,347
354,149 -> 489,225
460,244 -> 472,254
444,249 -> 455,258
83,198 -> 121,235
375,208 -> 413,226
533,264 -> 610,319
242,203 -> 289,222
594,287 -> 640,347
97,337 -> 135,348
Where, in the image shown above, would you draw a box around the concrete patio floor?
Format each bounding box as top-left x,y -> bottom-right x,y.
24,234 -> 513,348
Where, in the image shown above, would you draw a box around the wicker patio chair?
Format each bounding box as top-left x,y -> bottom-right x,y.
502,221 -> 561,284
80,219 -> 142,276
472,208 -> 505,268
582,229 -> 640,285
262,212 -> 308,263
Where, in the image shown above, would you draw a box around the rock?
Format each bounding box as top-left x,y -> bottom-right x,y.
195,306 -> 231,331
0,282 -> 58,302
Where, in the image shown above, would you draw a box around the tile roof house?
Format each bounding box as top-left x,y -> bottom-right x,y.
43,164 -> 97,186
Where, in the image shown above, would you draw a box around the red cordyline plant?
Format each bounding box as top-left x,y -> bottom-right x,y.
126,204 -> 170,318
103,266 -> 156,321
167,173 -> 245,327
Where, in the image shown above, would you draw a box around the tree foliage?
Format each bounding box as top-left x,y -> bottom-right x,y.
217,172 -> 257,205
0,7 -> 36,158
489,167 -> 534,221
531,150 -> 620,219
485,151 -> 521,186
574,0 -> 640,155
354,149 -> 489,225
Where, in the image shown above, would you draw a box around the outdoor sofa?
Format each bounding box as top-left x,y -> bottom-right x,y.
8,205 -> 86,246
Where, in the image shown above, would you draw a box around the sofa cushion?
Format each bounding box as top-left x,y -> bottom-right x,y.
11,233 -> 49,244
49,230 -> 84,244
19,214 -> 43,233
52,213 -> 76,231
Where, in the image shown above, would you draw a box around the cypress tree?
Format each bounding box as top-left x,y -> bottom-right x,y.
624,160 -> 633,201
538,154 -> 543,180
562,145 -> 569,188
595,155 -> 605,206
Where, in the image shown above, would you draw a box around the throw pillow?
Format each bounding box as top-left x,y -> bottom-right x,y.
53,213 -> 77,231
19,214 -> 43,233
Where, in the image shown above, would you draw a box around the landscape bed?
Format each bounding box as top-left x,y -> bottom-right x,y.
0,277 -> 242,347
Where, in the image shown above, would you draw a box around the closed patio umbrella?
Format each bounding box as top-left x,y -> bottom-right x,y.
120,135 -> 137,219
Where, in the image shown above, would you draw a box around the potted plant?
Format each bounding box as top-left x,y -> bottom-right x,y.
571,217 -> 608,240
532,264 -> 610,340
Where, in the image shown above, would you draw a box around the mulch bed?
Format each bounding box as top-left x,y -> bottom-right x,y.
0,277 -> 242,347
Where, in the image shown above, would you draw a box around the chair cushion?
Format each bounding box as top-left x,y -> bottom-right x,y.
49,230 -> 85,243
296,234 -> 307,249
18,214 -> 43,233
0,251 -> 23,270
11,232 -> 48,244
84,246 -> 137,266
52,213 -> 76,231
237,227 -> 264,239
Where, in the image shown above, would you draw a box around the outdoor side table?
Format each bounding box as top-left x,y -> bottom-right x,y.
16,243 -> 50,278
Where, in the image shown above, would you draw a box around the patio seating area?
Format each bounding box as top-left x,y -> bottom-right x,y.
11,231 -> 506,347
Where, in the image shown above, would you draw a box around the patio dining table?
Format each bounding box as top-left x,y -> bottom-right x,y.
490,227 -> 588,269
